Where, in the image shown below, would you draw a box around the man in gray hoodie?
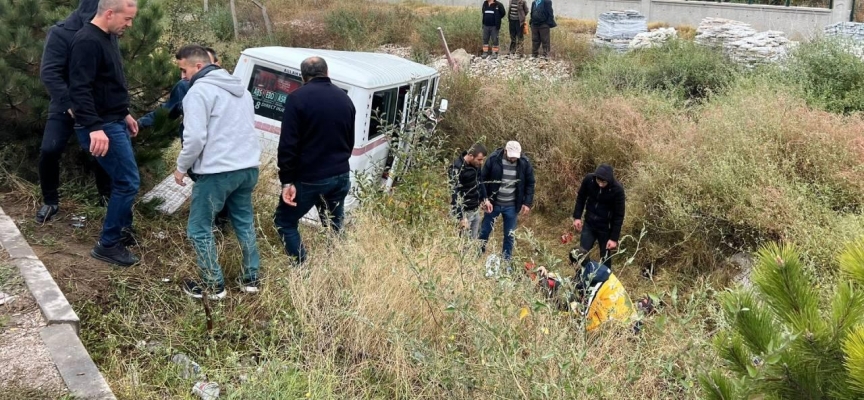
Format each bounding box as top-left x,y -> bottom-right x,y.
172,44 -> 262,300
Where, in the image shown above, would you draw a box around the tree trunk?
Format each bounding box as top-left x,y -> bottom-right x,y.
229,0 -> 239,40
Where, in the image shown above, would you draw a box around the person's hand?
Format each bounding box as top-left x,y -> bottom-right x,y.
67,108 -> 75,118
282,185 -> 297,206
460,218 -> 469,229
606,240 -> 618,250
125,114 -> 139,137
520,205 -> 530,215
535,266 -> 548,277
174,170 -> 187,186
573,219 -> 583,232
89,130 -> 109,157
483,200 -> 493,214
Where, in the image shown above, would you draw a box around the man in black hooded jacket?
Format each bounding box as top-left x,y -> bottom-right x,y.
572,164 -> 626,268
448,143 -> 487,238
36,0 -> 112,223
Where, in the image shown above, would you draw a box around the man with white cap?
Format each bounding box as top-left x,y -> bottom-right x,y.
478,140 -> 536,262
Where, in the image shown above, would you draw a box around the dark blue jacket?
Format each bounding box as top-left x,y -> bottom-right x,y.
482,0 -> 507,29
138,79 -> 189,140
572,164 -> 626,241
40,0 -> 99,114
480,147 -> 536,211
278,77 -> 356,184
529,0 -> 556,28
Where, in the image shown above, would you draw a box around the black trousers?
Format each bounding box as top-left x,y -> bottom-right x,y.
39,112 -> 112,205
531,24 -> 551,57
580,222 -> 613,268
508,19 -> 524,54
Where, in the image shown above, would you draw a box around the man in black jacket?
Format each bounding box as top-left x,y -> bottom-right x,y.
69,0 -> 140,266
449,143 -> 487,239
572,164 -> 626,268
479,141 -> 535,261
529,0 -> 556,59
481,0 -> 507,59
274,56 -> 355,265
36,0 -> 112,223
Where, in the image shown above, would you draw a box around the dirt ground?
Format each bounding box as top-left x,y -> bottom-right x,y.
0,250 -> 67,399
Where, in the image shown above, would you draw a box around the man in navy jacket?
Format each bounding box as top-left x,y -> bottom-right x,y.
37,0 -> 112,223
274,56 -> 355,264
478,141 -> 536,262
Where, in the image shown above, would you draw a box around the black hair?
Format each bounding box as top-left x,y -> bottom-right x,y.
175,44 -> 211,65
467,143 -> 487,157
204,46 -> 219,63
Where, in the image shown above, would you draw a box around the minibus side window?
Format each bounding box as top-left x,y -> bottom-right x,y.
247,65 -> 302,121
369,88 -> 397,140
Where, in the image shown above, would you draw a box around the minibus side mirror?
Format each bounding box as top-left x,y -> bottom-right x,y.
439,99 -> 448,114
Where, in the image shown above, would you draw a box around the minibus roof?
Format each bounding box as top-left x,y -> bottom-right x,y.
241,47 -> 439,90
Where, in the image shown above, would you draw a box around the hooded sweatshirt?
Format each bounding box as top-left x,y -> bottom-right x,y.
40,0 -> 99,114
176,67 -> 262,175
572,164 -> 626,241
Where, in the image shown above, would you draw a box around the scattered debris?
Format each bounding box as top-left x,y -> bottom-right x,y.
485,254 -> 502,278
695,18 -> 796,66
70,215 -> 86,229
594,10 -> 648,52
192,381 -> 220,400
629,27 -> 677,50
172,353 -> 203,380
0,292 -> 17,305
729,252 -> 754,288
375,44 -> 413,60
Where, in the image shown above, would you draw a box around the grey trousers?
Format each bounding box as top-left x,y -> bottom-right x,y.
482,25 -> 500,49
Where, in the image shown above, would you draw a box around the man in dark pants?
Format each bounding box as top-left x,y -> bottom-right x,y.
507,0 -> 529,57
37,0 -> 112,223
478,141 -> 536,262
274,57 -> 355,265
481,0 -> 507,59
69,0 -> 141,266
449,143 -> 487,239
529,0 -> 556,59
572,164 -> 626,268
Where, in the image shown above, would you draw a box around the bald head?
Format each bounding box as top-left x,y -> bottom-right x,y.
97,0 -> 136,14
300,57 -> 328,83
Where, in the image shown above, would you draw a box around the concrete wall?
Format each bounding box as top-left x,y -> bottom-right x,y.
392,0 -> 853,38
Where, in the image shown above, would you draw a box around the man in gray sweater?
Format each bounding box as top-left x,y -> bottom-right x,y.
172,45 -> 262,300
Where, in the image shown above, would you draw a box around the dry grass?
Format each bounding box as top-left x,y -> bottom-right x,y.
558,19 -> 598,35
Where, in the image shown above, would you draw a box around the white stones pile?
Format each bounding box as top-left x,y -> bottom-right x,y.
824,22 -> 864,42
629,27 -> 677,50
695,18 -> 796,66
593,10 -> 648,52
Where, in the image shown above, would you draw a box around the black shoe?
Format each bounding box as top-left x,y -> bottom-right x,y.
91,242 -> 139,267
237,278 -> 260,294
35,204 -> 59,223
182,280 -> 227,300
121,227 -> 139,247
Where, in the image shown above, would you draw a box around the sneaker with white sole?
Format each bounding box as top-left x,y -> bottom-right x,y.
238,278 -> 260,294
182,280 -> 226,300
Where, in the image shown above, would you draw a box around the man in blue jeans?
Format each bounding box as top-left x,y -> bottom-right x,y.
69,0 -> 140,266
172,45 -> 262,299
479,140 -> 536,262
274,56 -> 355,264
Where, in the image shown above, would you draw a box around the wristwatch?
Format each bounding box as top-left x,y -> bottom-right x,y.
282,183 -> 293,189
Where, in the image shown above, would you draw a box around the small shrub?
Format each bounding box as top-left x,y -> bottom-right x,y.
584,39 -> 739,102
784,37 -> 864,114
324,3 -> 417,50
415,8 -> 479,55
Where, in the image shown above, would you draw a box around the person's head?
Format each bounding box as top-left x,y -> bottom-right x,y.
504,141 -> 521,163
204,47 -> 220,66
175,44 -> 213,81
594,163 -> 615,188
93,0 -> 138,35
569,247 -> 590,268
300,56 -> 328,83
465,143 -> 487,168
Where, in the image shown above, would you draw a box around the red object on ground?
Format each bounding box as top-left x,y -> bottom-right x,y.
561,232 -> 573,244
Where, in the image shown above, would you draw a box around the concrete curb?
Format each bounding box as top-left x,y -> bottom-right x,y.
0,205 -> 116,399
